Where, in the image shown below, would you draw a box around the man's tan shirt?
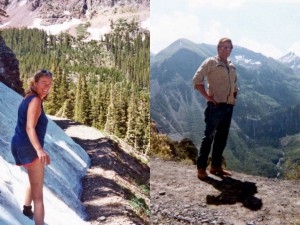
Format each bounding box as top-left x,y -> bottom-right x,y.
193,56 -> 238,105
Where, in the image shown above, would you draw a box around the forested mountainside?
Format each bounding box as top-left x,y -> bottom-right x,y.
150,38 -> 300,179
1,19 -> 150,153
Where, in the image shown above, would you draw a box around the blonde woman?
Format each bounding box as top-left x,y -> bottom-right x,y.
11,70 -> 53,225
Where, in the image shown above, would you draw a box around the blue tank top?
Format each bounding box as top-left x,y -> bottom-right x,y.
12,95 -> 48,147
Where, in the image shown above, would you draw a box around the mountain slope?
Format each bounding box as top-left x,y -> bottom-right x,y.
1,0 -> 149,39
278,52 -> 300,74
150,39 -> 300,177
0,82 -> 90,225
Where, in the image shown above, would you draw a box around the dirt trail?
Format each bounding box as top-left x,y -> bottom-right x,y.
150,158 -> 300,225
51,117 -> 150,225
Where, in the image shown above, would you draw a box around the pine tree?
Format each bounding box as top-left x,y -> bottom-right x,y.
126,88 -> 138,146
113,82 -> 128,138
74,74 -> 83,121
97,83 -> 110,130
105,83 -> 117,134
64,90 -> 75,119
44,64 -> 60,115
80,74 -> 91,125
58,68 -> 69,105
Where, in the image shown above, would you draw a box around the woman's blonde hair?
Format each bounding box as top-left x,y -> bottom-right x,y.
25,69 -> 53,99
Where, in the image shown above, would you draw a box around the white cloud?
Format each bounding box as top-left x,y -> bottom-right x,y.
187,0 -> 246,10
150,10 -> 233,53
249,0 -> 300,2
238,38 -> 283,58
288,41 -> 300,56
150,12 -> 200,53
202,21 -> 231,45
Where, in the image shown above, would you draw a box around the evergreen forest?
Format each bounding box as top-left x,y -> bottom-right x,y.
1,19 -> 150,154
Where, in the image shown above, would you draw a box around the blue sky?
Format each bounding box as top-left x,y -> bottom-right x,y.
150,0 -> 300,58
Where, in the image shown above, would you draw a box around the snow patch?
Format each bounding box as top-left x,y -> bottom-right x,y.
0,22 -> 11,28
234,55 -> 261,66
86,26 -> 110,41
64,11 -> 71,16
18,0 -> 27,7
29,18 -> 82,35
85,10 -> 91,18
279,52 -> 297,63
141,17 -> 150,29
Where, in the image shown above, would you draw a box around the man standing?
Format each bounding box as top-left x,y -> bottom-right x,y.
193,38 -> 238,179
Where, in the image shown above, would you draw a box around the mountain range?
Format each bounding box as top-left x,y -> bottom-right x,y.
151,38 -> 300,178
0,0 -> 149,39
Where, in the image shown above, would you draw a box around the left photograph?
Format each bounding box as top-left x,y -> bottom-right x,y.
0,1 -> 150,224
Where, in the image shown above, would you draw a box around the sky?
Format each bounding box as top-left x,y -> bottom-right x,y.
150,0 -> 300,58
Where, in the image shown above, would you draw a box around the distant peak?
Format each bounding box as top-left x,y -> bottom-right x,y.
172,38 -> 195,46
278,51 -> 300,63
286,52 -> 296,57
280,51 -> 298,59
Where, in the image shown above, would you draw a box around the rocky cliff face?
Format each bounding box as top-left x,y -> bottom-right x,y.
3,0 -> 149,26
1,0 -> 149,39
0,35 -> 24,96
38,0 -> 149,23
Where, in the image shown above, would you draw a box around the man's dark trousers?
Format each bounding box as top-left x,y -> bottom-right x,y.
197,102 -> 233,169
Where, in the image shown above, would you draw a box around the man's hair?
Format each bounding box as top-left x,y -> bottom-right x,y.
218,38 -> 233,49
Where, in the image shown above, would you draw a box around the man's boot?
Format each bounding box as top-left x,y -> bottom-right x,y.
209,166 -> 232,176
197,168 -> 208,180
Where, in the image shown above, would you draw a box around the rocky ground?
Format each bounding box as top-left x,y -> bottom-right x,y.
151,158 -> 300,225
51,117 -> 150,225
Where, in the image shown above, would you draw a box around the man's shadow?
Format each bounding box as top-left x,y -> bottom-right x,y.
202,176 -> 263,210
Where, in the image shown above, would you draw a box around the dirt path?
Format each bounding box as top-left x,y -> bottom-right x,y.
150,158 -> 300,225
51,117 -> 150,225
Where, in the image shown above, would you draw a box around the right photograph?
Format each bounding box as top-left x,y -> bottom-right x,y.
150,1 -> 300,224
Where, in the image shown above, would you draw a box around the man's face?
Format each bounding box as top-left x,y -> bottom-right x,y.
217,42 -> 232,60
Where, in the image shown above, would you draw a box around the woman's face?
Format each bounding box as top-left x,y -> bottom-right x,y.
34,76 -> 52,99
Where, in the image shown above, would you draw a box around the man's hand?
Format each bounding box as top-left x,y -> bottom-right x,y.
206,96 -> 217,105
195,84 -> 217,105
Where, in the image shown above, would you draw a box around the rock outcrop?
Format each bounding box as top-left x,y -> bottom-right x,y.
0,35 -> 24,96
1,0 -> 149,39
19,0 -> 150,25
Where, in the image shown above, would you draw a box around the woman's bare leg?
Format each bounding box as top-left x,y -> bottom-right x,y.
26,160 -> 45,225
24,180 -> 32,206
